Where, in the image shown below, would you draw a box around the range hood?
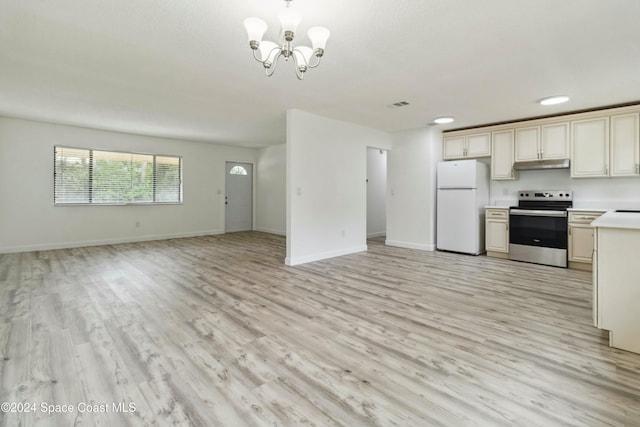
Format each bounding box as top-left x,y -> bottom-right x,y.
513,158 -> 570,171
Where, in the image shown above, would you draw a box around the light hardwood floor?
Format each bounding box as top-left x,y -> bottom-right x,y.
1,232 -> 639,426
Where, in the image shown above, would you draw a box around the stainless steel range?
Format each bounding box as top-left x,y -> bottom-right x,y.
509,190 -> 573,268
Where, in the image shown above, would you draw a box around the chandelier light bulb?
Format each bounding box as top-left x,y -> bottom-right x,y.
258,41 -> 279,64
308,27 -> 330,52
243,17 -> 268,44
277,6 -> 301,34
293,46 -> 314,67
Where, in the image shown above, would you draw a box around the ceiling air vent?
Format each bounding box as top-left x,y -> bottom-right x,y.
388,101 -> 410,108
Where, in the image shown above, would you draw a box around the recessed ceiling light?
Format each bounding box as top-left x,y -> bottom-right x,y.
539,96 -> 570,105
433,116 -> 455,124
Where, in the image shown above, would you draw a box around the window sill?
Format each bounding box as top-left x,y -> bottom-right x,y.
53,202 -> 183,207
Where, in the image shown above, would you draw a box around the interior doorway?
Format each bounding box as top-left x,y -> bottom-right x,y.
225,161 -> 253,232
367,148 -> 387,240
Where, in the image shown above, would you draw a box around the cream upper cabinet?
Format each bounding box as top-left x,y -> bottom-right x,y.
514,127 -> 539,161
466,133 -> 491,158
442,105 -> 639,176
443,136 -> 465,159
541,122 -> 570,159
515,123 -> 569,162
571,117 -> 609,178
491,130 -> 515,180
443,133 -> 490,160
610,113 -> 639,176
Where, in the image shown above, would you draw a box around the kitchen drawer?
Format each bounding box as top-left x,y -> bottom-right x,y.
568,211 -> 605,224
486,209 -> 508,220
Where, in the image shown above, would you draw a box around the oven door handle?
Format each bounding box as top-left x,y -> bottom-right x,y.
510,209 -> 567,217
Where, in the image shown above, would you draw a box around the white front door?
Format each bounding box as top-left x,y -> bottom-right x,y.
225,162 -> 253,232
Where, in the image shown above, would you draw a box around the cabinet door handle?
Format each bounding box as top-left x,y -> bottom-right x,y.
506,223 -> 509,231
569,226 -> 572,235
636,163 -> 639,174
605,164 -> 609,175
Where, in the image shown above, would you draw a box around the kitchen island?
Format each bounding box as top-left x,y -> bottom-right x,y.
592,211 -> 640,354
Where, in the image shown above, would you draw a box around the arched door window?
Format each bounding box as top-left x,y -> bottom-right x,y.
229,165 -> 248,175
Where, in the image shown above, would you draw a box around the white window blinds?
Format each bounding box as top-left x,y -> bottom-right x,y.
54,146 -> 182,205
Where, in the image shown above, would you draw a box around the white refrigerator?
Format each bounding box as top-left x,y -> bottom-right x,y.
436,160 -> 489,255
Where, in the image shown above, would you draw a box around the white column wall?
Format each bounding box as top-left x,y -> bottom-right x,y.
286,109 -> 392,266
386,127 -> 442,251
256,144 -> 286,235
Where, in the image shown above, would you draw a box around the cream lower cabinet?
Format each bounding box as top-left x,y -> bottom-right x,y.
485,208 -> 509,258
593,224 -> 640,354
568,211 -> 604,270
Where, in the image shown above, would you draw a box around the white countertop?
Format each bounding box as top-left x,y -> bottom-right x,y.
484,205 -> 512,209
567,208 -> 610,213
592,211 -> 640,230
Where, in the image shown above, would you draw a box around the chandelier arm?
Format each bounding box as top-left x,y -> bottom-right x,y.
265,49 -> 283,77
306,55 -> 322,68
291,47 -> 309,68
252,48 -> 264,63
291,47 -> 305,69
292,50 -> 306,80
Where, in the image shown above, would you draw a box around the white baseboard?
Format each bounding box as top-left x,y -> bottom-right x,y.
255,227 -> 286,236
0,230 -> 225,254
385,240 -> 436,251
285,245 -> 368,266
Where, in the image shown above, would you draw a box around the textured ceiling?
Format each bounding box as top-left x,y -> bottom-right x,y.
1,0 -> 640,147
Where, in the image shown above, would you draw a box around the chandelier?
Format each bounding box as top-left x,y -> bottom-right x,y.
243,0 -> 330,80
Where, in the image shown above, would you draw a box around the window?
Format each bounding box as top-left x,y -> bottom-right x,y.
229,165 -> 248,175
54,146 -> 182,204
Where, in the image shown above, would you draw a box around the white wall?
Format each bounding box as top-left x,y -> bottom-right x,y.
256,144 -> 286,235
367,147 -> 387,237
386,127 -> 442,251
490,169 -> 640,209
0,117 -> 256,253
286,109 -> 393,266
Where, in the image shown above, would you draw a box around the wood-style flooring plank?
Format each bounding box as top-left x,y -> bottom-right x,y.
0,231 -> 639,426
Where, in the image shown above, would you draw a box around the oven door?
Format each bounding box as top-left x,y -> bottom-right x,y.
509,209 -> 568,248
509,209 -> 568,267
